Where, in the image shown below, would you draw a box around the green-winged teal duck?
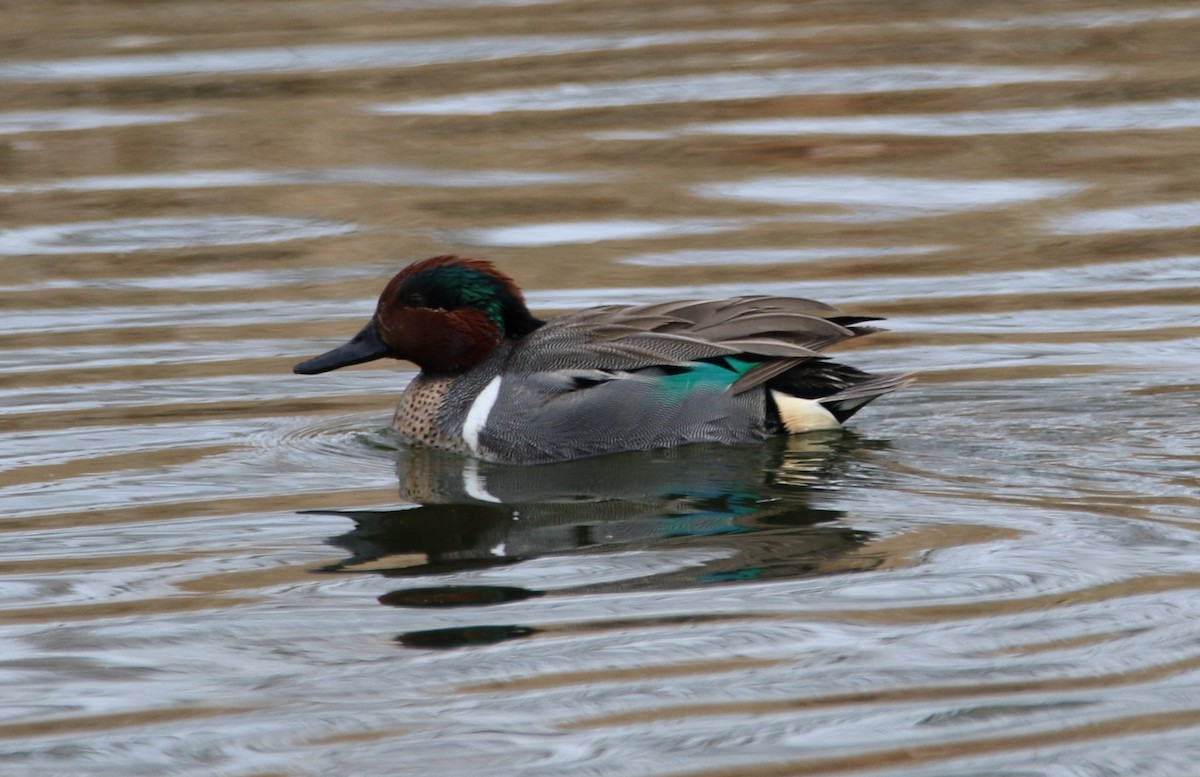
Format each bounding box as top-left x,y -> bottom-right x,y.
294,255 -> 910,462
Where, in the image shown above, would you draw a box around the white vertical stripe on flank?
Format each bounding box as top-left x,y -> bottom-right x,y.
462,376 -> 502,455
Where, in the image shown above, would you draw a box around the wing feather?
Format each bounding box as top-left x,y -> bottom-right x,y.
509,295 -> 883,378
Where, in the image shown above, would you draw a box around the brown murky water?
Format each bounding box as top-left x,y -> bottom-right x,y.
3,1 -> 1200,775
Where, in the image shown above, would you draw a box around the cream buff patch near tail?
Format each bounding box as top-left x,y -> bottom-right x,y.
769,390 -> 841,433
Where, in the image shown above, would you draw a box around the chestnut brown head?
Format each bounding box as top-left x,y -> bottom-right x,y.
293,255 -> 543,376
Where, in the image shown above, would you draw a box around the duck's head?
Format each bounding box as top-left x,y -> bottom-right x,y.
294,255 -> 543,376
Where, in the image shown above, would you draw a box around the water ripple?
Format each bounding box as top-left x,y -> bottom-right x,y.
1049,200 -> 1200,234
678,98 -> 1200,138
0,166 -> 606,196
0,372 -> 405,416
373,65 -> 1103,115
0,109 -> 197,134
0,216 -> 359,256
0,339 -> 304,374
0,266 -> 386,294
618,245 -> 950,267
448,218 -> 742,247
939,6 -> 1200,31
0,410 -> 396,520
0,31 -> 769,82
693,175 -> 1084,220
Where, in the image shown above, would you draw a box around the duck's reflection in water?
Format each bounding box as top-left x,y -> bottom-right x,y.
314,432 -> 887,648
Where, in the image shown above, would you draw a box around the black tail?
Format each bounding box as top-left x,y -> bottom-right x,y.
768,361 -> 913,423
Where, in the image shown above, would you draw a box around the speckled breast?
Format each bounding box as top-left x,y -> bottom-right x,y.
391,375 -> 468,453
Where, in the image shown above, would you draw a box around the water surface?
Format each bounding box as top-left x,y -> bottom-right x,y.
2,1 -> 1200,775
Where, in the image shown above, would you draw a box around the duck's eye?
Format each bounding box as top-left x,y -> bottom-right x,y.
405,292 -> 425,307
